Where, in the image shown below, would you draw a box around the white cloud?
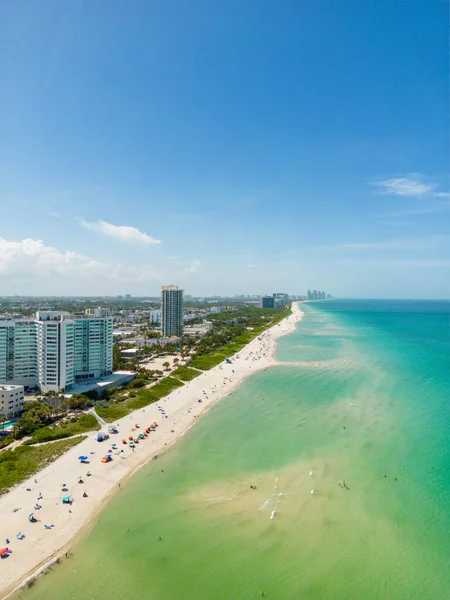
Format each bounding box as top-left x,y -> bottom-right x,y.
372,177 -> 437,197
0,238 -> 104,277
81,219 -> 162,246
0,238 -> 159,286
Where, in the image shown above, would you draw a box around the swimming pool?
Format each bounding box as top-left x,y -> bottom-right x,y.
0,419 -> 17,430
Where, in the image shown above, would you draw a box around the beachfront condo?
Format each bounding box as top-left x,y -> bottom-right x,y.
0,312 -> 113,393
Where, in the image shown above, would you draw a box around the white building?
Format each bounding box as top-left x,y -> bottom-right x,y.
0,384 -> 24,419
0,312 -> 113,393
36,312 -> 75,393
85,307 -> 113,318
161,286 -> 184,337
150,309 -> 161,325
183,320 -> 213,338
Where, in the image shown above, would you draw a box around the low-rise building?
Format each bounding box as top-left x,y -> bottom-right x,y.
121,348 -> 138,360
183,321 -> 213,338
0,384 -> 24,419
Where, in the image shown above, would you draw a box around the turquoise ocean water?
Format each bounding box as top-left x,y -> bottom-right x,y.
16,300 -> 450,600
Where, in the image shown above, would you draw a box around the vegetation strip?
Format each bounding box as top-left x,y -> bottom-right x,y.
170,366 -> 202,381
0,437 -> 86,495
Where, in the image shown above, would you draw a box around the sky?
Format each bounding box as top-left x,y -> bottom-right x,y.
0,0 -> 448,298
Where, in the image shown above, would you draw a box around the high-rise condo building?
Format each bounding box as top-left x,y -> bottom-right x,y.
0,318 -> 37,388
161,285 -> 184,337
0,312 -> 113,393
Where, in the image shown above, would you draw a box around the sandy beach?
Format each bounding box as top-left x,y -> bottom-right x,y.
0,303 -> 302,599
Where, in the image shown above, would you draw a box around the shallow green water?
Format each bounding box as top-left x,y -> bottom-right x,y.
17,300 -> 450,599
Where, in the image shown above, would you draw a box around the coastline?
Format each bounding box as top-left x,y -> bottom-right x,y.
0,303 -> 303,600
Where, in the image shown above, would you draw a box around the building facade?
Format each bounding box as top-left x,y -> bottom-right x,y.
260,296 -> 276,309
0,319 -> 37,388
36,312 -> 75,393
73,315 -> 113,382
0,312 -> 113,393
161,285 -> 184,337
0,384 -> 24,419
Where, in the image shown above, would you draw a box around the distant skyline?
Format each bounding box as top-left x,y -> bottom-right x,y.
0,1 -> 448,299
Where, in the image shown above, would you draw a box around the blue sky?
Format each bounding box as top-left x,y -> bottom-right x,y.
0,1 -> 448,298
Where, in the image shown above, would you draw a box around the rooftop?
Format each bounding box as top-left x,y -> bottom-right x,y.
0,385 -> 24,391
161,285 -> 183,291
64,371 -> 136,397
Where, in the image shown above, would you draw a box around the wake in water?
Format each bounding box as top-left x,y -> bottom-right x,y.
258,476 -> 289,519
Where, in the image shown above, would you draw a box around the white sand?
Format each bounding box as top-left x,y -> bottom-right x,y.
0,303 -> 302,599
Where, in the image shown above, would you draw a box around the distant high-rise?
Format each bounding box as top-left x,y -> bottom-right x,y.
161,286 -> 184,337
260,296 -> 275,309
306,289 -> 328,301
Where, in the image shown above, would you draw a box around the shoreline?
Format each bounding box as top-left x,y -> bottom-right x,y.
0,303 -> 303,600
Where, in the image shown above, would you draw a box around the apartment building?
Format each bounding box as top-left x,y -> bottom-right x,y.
0,384 -> 24,419
0,312 -> 113,393
0,319 -> 37,388
161,285 -> 184,337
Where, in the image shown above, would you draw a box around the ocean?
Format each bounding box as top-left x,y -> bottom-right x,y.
16,300 -> 450,600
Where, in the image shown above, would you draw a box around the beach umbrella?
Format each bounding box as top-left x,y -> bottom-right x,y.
29,513 -> 34,519
78,455 -> 87,460
61,483 -> 67,487
0,548 -> 9,556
